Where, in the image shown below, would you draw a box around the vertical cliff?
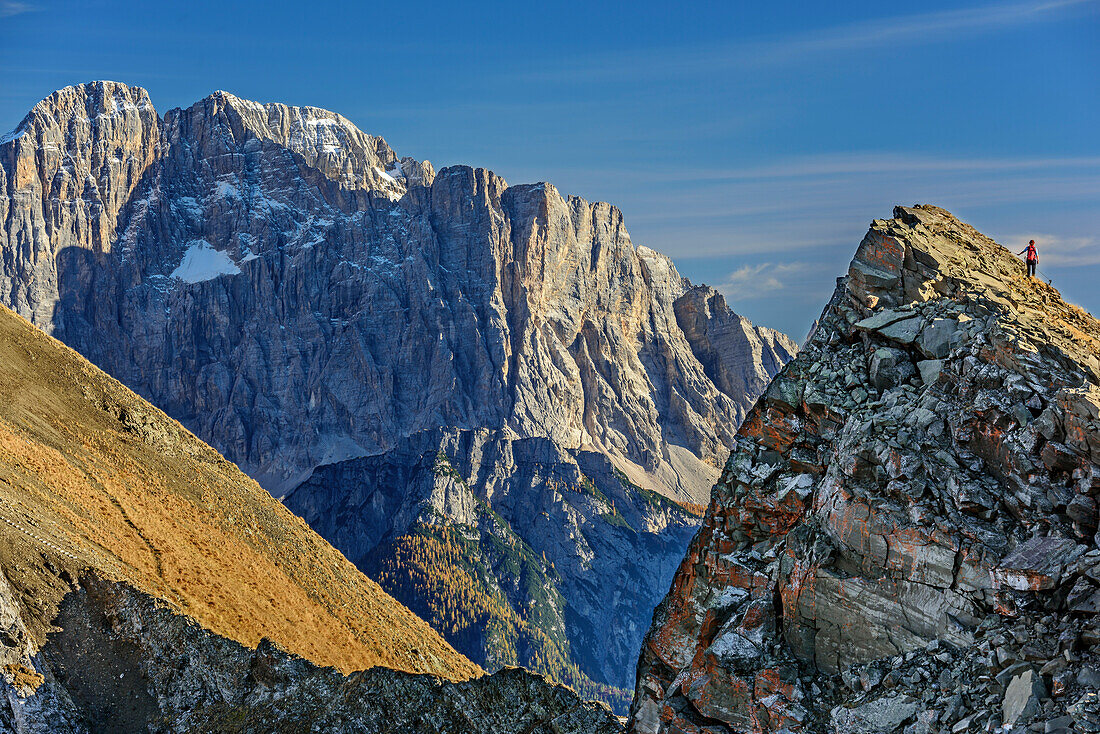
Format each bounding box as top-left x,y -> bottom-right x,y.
632,206 -> 1100,733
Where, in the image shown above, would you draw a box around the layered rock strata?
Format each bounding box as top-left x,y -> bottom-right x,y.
631,206 -> 1100,733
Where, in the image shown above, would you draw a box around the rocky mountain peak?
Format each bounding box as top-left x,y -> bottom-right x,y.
0,84 -> 797,712
631,205 -> 1100,733
169,88 -> 424,194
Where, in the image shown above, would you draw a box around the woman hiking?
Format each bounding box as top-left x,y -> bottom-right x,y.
1018,239 -> 1038,278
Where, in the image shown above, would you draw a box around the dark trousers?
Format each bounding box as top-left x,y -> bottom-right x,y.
1027,260 -> 1036,277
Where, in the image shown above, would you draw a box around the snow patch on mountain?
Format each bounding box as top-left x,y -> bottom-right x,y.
171,240 -> 242,283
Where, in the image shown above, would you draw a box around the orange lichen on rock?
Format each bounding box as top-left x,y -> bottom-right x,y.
630,206 -> 1100,733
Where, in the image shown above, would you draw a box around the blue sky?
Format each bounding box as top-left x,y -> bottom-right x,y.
2,0 -> 1097,338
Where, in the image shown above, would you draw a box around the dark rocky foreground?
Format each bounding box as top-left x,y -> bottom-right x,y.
3,576 -> 622,733
631,206 -> 1100,733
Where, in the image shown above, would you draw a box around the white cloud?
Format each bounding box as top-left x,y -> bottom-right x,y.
0,1 -> 35,17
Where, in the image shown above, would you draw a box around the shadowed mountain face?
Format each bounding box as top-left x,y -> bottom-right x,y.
0,81 -> 795,708
631,206 -> 1100,733
284,427 -> 703,710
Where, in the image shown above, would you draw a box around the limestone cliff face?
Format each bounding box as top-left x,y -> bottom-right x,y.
0,81 -> 795,500
0,81 -> 795,712
631,206 -> 1100,733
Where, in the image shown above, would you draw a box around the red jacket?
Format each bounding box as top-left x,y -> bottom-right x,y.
1026,244 -> 1037,262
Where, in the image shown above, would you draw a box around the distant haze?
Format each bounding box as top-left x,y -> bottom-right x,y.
2,0 -> 1096,338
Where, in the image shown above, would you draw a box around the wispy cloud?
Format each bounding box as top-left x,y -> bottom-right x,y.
0,1 -> 36,17
719,262 -> 821,301
588,152 -> 1100,260
750,0 -> 1098,63
664,153 -> 1100,184
1004,233 -> 1100,267
516,0 -> 1099,82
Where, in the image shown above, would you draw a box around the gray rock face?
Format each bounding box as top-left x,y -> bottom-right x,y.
1003,669 -> 1047,726
285,427 -> 700,706
0,81 -> 795,500
2,576 -> 623,734
631,206 -> 1100,733
0,81 -> 795,711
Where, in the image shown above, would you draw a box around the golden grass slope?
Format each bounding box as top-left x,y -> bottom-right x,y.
0,302 -> 480,680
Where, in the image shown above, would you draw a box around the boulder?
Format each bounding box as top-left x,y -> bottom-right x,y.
1002,669 -> 1047,726
870,347 -> 916,390
830,695 -> 920,733
990,537 -> 1081,591
918,318 -> 962,359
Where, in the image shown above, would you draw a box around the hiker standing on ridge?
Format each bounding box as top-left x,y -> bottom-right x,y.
1018,239 -> 1038,278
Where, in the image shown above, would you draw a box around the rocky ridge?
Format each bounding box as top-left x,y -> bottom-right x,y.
0,80 -> 795,706
630,206 -> 1100,733
17,577 -> 621,733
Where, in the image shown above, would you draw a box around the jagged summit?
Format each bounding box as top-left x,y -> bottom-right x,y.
173,87 -> 427,194
631,205 -> 1100,733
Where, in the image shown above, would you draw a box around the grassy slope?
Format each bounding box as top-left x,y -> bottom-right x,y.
0,303 -> 480,681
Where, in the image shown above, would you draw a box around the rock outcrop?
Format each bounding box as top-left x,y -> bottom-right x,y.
14,577 -> 622,733
0,80 -> 795,707
631,206 -> 1100,733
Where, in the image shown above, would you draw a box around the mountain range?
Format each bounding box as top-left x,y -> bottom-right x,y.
0,81 -> 796,708
3,81 -> 1100,733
